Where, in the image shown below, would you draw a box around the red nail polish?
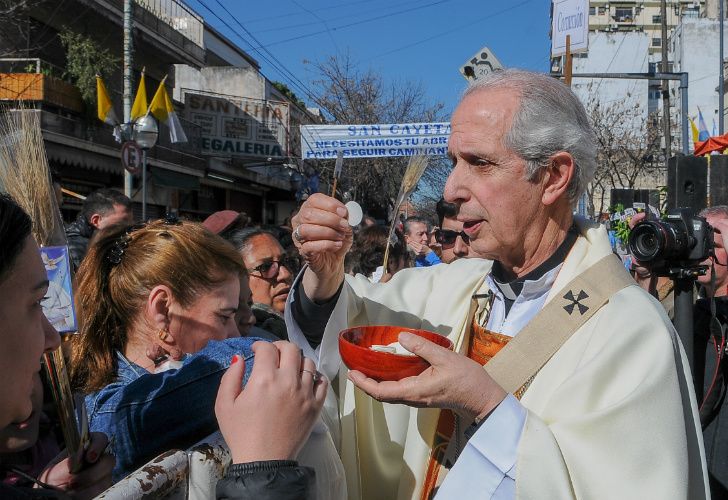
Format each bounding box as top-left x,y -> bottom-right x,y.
231,355 -> 239,364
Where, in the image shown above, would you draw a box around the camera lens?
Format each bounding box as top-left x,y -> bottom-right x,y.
629,223 -> 663,262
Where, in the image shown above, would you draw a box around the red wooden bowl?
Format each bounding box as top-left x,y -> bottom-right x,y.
339,325 -> 453,381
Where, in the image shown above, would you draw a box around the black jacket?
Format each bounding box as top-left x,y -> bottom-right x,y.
216,460 -> 315,500
0,485 -> 69,499
64,216 -> 94,272
695,296 -> 728,499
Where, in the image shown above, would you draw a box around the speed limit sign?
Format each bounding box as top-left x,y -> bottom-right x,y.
121,141 -> 142,175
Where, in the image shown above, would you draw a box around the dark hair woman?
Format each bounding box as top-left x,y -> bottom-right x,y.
0,194 -> 113,498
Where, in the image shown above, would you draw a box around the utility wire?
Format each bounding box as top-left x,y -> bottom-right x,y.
211,0 -> 327,110
192,0 -> 323,110
290,0 -> 340,54
364,0 -> 534,62
242,0 -> 392,26
253,0 -> 432,35
251,0 -> 451,50
32,0 -> 70,47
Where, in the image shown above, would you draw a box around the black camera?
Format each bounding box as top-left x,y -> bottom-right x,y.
628,207 -> 714,276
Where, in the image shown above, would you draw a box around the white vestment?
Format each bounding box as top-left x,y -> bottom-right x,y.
285,219 -> 709,499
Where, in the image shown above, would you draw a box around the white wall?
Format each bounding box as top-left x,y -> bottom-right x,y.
572,31 -> 650,122
672,18 -> 727,147
173,65 -> 266,101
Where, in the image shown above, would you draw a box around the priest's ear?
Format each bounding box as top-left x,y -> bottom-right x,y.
541,152 -> 575,206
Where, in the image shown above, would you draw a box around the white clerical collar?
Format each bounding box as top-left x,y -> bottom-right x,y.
489,225 -> 578,305
486,264 -> 562,303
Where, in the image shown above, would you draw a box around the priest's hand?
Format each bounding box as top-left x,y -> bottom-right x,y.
348,332 -> 507,421
292,193 -> 353,302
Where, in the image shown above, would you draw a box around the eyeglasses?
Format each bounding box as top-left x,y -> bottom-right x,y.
434,229 -> 470,246
247,257 -> 296,279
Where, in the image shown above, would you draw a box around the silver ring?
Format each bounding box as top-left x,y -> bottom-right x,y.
301,369 -> 321,383
293,225 -> 303,243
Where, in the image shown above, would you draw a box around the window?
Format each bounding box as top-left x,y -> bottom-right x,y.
652,15 -> 661,23
683,6 -> 700,18
614,7 -> 633,21
598,6 -> 606,15
589,6 -> 596,15
650,61 -> 674,73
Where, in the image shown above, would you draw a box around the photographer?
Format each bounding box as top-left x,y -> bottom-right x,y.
630,206 -> 728,498
695,207 -> 728,499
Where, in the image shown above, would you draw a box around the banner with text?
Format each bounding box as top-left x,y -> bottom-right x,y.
300,122 -> 450,159
184,90 -> 289,158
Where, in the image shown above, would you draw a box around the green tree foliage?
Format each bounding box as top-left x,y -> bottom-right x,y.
272,81 -> 306,109
59,29 -> 119,105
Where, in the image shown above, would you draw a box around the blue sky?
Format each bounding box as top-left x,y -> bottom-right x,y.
185,0 -> 552,116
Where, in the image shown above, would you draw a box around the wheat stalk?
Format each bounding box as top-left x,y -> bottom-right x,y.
0,108 -> 65,246
382,154 -> 429,269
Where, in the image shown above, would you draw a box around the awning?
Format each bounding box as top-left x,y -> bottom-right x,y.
150,167 -> 200,190
45,140 -> 122,175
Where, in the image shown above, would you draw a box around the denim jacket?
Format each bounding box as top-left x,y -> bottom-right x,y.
84,336 -> 259,481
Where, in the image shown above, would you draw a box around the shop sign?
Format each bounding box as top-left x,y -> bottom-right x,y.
184,91 -> 289,159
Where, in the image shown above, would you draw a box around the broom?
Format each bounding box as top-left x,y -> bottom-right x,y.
0,107 -> 86,473
0,109 -> 65,245
382,155 -> 429,270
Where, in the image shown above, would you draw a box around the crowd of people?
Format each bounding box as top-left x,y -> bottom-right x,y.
1,68 -> 727,499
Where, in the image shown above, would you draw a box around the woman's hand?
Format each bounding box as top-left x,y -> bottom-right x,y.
37,432 -> 114,499
215,341 -> 328,464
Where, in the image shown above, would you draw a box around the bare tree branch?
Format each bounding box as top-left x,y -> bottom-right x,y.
585,93 -> 662,217
308,53 -> 445,219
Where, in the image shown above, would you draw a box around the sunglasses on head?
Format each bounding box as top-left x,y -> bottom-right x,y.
247,257 -> 296,279
434,229 -> 470,246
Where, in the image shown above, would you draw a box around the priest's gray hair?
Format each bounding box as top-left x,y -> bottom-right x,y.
463,69 -> 596,204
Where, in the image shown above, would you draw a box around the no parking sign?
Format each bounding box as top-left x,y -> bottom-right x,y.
121,141 -> 142,175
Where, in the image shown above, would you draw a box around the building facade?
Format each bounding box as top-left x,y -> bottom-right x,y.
0,0 -> 318,224
552,0 -> 711,216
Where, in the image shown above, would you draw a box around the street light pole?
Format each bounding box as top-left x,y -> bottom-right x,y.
141,149 -> 147,220
133,115 -> 159,221
660,0 -> 672,159
720,0 -> 725,135
123,0 -> 133,198
556,71 -> 690,155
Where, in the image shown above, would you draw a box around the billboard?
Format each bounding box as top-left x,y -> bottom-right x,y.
300,122 -> 450,159
184,90 -> 289,158
551,0 -> 589,57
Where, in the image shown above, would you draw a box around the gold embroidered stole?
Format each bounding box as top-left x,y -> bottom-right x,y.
420,293 -> 511,500
419,254 -> 635,500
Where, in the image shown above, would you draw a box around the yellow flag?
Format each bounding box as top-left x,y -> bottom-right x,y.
688,117 -> 700,145
149,78 -> 188,143
96,76 -> 118,126
130,71 -> 148,121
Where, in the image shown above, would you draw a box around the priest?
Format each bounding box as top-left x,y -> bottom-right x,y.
285,69 -> 708,500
